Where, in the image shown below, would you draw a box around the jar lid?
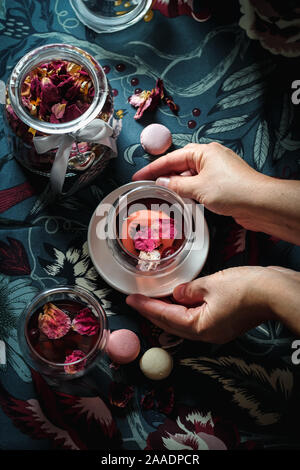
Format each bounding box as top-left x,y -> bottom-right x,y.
70,0 -> 152,33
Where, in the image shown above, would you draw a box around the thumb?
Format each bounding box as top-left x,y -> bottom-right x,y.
156,175 -> 200,199
173,277 -> 207,305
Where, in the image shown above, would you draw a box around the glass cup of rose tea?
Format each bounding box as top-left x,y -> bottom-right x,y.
105,183 -> 194,276
18,286 -> 109,380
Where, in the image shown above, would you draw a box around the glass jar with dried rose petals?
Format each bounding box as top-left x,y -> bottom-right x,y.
17,285 -> 109,380
4,44 -> 118,196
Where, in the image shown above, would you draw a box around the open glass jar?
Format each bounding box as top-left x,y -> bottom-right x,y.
4,43 -> 117,196
17,285 -> 109,380
106,184 -> 194,276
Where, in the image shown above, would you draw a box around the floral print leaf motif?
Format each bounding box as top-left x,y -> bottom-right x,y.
38,240 -> 117,316
210,82 -> 266,114
0,378 -> 80,449
220,60 -> 275,93
172,133 -> 192,147
0,182 -> 36,215
123,143 -> 141,165
0,275 -> 38,382
254,120 -> 269,171
203,114 -> 250,135
180,356 -> 294,426
0,237 -> 31,275
273,93 -> 294,162
16,369 -> 121,449
145,405 -> 252,450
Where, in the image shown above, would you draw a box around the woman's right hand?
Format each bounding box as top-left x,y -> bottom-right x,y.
132,142 -> 300,245
132,142 -> 265,220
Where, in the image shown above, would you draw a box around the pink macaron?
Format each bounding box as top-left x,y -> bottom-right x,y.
140,123 -> 172,156
106,329 -> 141,364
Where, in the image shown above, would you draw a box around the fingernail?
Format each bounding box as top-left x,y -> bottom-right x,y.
156,177 -> 170,188
173,284 -> 186,301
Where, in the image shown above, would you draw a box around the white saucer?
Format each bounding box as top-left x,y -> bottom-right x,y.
87,181 -> 209,297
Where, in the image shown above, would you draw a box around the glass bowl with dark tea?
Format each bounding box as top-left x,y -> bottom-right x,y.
18,285 -> 109,379
106,184 -> 194,276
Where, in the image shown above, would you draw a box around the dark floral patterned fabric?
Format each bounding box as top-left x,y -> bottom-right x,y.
0,0 -> 300,451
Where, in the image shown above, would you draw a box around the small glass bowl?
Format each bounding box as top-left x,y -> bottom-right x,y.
70,0 -> 153,34
105,183 -> 194,276
17,285 -> 109,380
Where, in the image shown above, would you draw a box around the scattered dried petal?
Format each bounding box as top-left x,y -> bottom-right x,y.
64,349 -> 86,374
38,302 -> 71,339
72,307 -> 99,336
128,78 -> 179,119
109,382 -> 134,408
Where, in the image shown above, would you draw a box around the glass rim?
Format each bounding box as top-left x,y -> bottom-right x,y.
70,0 -> 153,33
110,183 -> 193,263
7,43 -> 109,135
23,285 -> 108,367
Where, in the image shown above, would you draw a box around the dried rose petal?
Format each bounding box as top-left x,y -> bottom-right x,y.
40,77 -> 60,106
72,307 -> 99,336
64,349 -> 86,374
128,78 -> 165,120
65,83 -> 81,101
38,302 -> 71,339
51,102 -> 66,119
134,227 -> 161,252
30,77 -> 41,101
62,103 -> 82,122
164,95 -> 179,115
20,59 -> 94,125
128,78 -> 179,119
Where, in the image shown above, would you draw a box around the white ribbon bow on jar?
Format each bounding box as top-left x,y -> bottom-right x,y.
33,118 -> 117,195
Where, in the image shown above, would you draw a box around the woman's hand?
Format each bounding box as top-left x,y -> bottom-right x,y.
126,267 -> 276,344
126,266 -> 300,344
133,142 -> 300,245
133,142 -> 264,220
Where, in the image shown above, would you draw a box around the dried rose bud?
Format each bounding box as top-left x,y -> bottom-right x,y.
72,307 -> 99,336
51,102 -> 66,119
133,227 -> 161,252
38,302 -> 71,339
64,349 -> 86,374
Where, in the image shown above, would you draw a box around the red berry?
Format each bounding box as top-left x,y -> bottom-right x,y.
112,89 -> 119,97
135,88 -> 142,94
131,77 -> 139,86
116,63 -> 126,72
103,65 -> 110,74
192,108 -> 201,117
188,120 -> 196,129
